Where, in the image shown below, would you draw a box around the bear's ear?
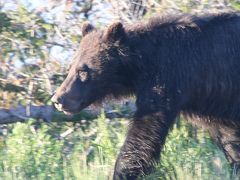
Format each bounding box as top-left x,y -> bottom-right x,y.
104,22 -> 125,42
82,22 -> 94,36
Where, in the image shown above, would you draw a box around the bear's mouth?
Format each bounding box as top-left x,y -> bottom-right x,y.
55,106 -> 79,115
53,101 -> 88,115
62,110 -> 74,116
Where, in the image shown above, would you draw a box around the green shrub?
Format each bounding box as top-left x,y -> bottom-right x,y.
0,114 -> 233,180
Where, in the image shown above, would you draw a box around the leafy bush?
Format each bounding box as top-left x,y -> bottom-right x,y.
0,113 -> 234,180
0,120 -> 64,179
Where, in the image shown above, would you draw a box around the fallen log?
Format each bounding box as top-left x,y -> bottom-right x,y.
0,101 -> 135,124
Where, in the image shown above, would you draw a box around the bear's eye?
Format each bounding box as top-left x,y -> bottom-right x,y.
78,70 -> 88,82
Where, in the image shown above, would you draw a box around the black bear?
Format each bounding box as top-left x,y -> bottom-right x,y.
51,12 -> 240,179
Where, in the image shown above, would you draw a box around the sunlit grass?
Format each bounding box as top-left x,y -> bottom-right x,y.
0,113 -> 234,180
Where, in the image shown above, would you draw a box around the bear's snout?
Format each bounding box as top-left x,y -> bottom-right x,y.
51,94 -> 64,111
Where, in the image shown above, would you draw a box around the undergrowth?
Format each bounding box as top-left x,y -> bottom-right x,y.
0,112 -> 234,180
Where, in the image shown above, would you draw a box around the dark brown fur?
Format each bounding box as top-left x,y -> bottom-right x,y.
52,12 -> 240,179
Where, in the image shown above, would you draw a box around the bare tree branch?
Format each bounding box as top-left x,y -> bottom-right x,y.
0,105 -> 54,124
0,102 -> 135,124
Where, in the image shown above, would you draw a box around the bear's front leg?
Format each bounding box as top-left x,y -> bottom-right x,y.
113,111 -> 177,180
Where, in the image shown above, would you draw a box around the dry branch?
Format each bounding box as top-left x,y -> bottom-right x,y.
0,105 -> 54,124
0,102 -> 135,124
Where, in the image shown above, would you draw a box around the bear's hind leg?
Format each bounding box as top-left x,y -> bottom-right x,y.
208,125 -> 240,176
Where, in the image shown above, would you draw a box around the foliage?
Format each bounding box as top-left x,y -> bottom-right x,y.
0,111 -> 127,179
146,119 -> 232,180
0,113 -> 233,179
0,120 -> 64,179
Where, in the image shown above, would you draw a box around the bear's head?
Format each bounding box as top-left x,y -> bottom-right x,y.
51,22 -> 133,114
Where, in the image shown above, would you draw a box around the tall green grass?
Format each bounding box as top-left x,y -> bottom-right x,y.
0,112 -> 234,180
